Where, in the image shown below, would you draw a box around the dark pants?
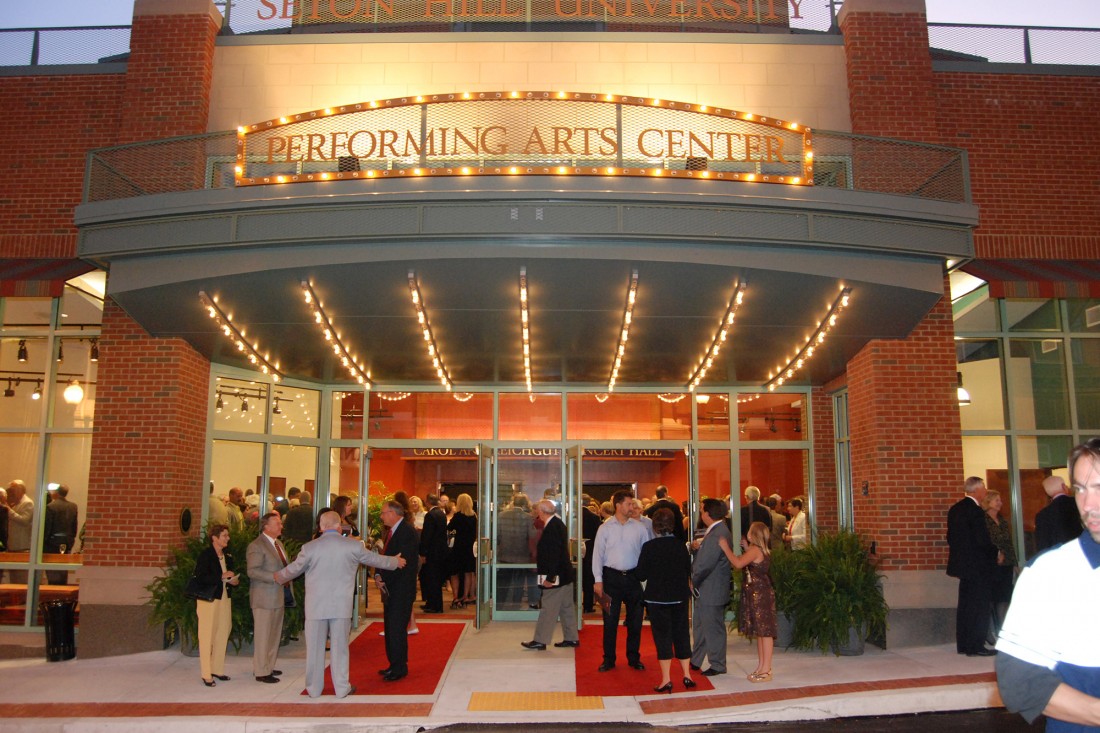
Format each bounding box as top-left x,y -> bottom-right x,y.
602,567 -> 643,666
646,601 -> 690,660
420,558 -> 444,611
383,585 -> 415,675
956,575 -> 993,653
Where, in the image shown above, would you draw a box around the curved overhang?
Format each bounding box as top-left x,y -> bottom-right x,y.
75,176 -> 977,388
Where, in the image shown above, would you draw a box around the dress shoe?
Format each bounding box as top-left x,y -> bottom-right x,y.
689,663 -> 701,672
212,674 -> 230,681
653,681 -> 673,694
598,661 -> 616,672
682,677 -> 697,689
337,685 -> 356,698
701,668 -> 724,676
202,678 -> 216,687
421,606 -> 443,614
382,669 -> 408,682
378,668 -> 392,676
967,648 -> 997,657
255,674 -> 279,683
629,661 -> 646,671
271,669 -> 282,676
521,640 -> 547,650
554,640 -> 580,648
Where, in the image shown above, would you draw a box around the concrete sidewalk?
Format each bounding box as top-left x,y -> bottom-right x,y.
0,620 -> 1003,733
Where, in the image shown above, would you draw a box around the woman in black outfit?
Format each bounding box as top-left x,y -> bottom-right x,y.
635,508 -> 696,693
194,523 -> 239,687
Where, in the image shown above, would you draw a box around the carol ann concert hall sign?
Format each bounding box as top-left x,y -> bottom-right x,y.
235,91 -> 813,187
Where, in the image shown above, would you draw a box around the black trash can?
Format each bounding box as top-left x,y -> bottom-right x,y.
40,599 -> 77,662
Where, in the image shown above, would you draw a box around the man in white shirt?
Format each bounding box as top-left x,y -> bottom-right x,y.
592,490 -> 653,672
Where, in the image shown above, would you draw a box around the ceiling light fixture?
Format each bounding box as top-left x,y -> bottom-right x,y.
657,394 -> 686,403
957,371 -> 971,406
216,392 -> 224,412
408,270 -> 453,391
17,340 -> 28,362
199,291 -> 283,382
272,397 -> 283,415
31,380 -> 42,400
519,267 -> 533,392
301,280 -> 373,389
63,380 -> 83,405
764,286 -> 852,392
607,269 -> 639,392
687,279 -> 746,391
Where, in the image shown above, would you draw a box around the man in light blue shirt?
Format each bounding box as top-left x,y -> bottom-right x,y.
592,489 -> 654,672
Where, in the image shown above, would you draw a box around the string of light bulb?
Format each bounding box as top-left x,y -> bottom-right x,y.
408,270 -> 453,391
519,267 -> 533,392
301,280 -> 372,388
199,291 -> 282,382
687,280 -> 746,391
764,286 -> 852,392
607,269 -> 639,393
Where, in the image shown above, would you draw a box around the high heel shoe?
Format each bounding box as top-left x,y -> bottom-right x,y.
748,671 -> 772,683
682,677 -> 697,689
653,681 -> 673,694
202,678 -> 216,687
450,600 -> 464,609
212,674 -> 230,681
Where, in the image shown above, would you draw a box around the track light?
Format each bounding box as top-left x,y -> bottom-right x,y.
3,378 -> 14,398
31,381 -> 42,400
56,340 -> 64,363
240,398 -> 249,413
216,392 -> 224,412
18,340 -> 28,362
272,397 -> 282,415
90,339 -> 99,362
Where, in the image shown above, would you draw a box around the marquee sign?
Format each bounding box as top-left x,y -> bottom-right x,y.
235,91 -> 813,187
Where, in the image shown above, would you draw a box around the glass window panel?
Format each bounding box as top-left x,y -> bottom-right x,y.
566,393 -> 690,441
58,280 -> 104,331
960,436 -> 1008,489
1016,435 -> 1073,561
42,434 -> 90,583
212,377 -> 268,435
697,447 -> 731,506
52,338 -> 97,429
209,440 -> 265,525
953,289 -> 1000,332
1006,299 -> 1060,332
1067,299 -> 1100,332
367,392 -> 493,440
499,392 -> 562,441
1072,339 -> 1100,430
2,297 -> 52,329
696,394 -> 730,442
329,447 -> 361,503
330,391 -> 364,441
365,447 -> 478,540
582,447 -> 687,505
0,337 -> 47,428
271,444 -> 319,510
272,386 -> 320,438
738,448 -> 808,536
0,585 -> 28,626
1007,339 -> 1070,430
956,339 -> 1006,430
0,434 -> 40,498
736,393 -> 806,441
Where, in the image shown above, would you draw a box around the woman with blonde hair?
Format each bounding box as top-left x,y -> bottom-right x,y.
981,489 -> 1016,639
717,521 -> 777,682
448,493 -> 478,607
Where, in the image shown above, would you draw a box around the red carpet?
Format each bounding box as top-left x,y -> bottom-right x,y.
304,621 -> 465,696
574,623 -> 714,696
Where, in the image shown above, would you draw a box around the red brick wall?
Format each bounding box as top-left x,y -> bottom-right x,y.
811,386 -> 838,533
846,288 -> 961,571
0,74 -> 124,258
84,300 -> 210,565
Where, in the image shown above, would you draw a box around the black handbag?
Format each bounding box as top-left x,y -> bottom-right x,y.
184,573 -> 220,602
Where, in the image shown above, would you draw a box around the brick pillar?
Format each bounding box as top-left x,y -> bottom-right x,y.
810,386 -> 838,533
79,0 -> 221,658
845,281 -> 963,646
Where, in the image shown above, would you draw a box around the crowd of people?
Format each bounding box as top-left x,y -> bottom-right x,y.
1,479 -> 79,585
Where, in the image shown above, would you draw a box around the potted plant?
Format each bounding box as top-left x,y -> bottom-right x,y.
785,530 -> 888,656
768,545 -> 803,649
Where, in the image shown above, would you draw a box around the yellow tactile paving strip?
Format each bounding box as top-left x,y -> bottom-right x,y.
468,691 -> 604,711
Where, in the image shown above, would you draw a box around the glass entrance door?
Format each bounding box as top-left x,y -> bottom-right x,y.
565,445 -> 584,629
475,444 -> 493,629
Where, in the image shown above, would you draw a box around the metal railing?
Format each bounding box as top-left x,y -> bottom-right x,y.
0,26 -> 130,67
83,124 -> 969,204
929,23 -> 1100,66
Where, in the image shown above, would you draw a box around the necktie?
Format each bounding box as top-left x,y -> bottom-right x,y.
275,541 -> 288,567
383,527 -> 392,553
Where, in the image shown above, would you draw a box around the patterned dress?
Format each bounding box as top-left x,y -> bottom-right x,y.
739,553 -> 778,639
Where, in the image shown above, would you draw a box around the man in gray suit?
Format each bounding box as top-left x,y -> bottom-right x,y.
691,497 -> 733,676
248,512 -> 290,683
275,509 -> 406,698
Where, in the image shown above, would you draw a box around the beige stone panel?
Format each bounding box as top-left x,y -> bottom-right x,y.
598,43 -> 648,64
457,42 -> 506,63
575,62 -> 624,85
694,84 -> 746,110
339,64 -> 390,87
788,44 -> 846,65
362,44 -> 411,63
814,61 -> 848,88
211,62 -> 245,90
647,84 -> 699,106
693,43 -> 744,64
624,62 -> 672,85
310,86 -> 368,110
766,63 -> 815,87
315,44 -> 368,64
433,61 -> 481,85
551,42 -> 602,63
214,45 -> 266,69
363,84 -> 413,101
743,84 -> 791,110
270,44 -> 318,65
479,62 -> 526,85
741,44 -> 790,64
615,84 -> 651,98
718,63 -> 766,85
504,43 -> 554,62
385,62 -> 435,86
789,83 -> 846,112
414,43 -> 458,62
814,107 -> 852,132
527,62 -> 577,86
261,86 -> 317,114
646,43 -> 693,63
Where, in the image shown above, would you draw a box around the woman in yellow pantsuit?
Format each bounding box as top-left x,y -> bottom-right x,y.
195,523 -> 239,686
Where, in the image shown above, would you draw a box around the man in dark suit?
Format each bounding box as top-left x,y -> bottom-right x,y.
644,485 -> 685,542
376,499 -> 421,681
283,487 -> 314,544
580,497 -> 602,613
1034,475 -> 1081,552
739,485 -> 768,540
43,483 -> 79,584
946,476 -> 1000,657
521,500 -> 579,650
418,493 -> 448,613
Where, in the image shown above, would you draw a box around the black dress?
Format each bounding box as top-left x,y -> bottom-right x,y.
448,512 -> 477,575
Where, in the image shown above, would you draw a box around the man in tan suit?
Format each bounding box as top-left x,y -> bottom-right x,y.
247,512 -> 290,683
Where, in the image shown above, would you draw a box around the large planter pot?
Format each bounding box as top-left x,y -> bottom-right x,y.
180,631 -> 199,658
831,626 -> 865,656
775,612 -> 794,649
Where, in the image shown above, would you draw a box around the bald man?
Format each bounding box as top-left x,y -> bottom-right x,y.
1034,475 -> 1081,552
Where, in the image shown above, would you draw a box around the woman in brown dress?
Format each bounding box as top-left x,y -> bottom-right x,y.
717,520 -> 776,682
